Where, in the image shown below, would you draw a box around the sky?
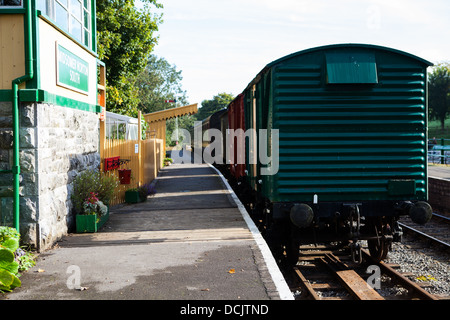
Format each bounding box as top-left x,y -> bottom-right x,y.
149,0 -> 450,106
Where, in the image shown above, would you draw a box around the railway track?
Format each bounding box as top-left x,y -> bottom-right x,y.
214,166 -> 448,300
287,213 -> 450,300
398,213 -> 450,250
291,246 -> 440,300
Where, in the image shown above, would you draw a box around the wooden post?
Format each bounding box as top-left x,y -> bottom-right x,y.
100,120 -> 106,171
138,111 -> 142,186
98,62 -> 106,171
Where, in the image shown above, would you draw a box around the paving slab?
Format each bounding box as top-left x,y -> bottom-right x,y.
2,163 -> 293,301
428,165 -> 450,180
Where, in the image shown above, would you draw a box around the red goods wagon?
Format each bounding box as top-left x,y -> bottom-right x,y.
228,94 -> 246,179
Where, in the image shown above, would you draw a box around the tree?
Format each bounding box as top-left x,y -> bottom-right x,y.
135,54 -> 191,145
96,0 -> 162,116
136,55 -> 188,114
429,63 -> 450,130
195,93 -> 235,121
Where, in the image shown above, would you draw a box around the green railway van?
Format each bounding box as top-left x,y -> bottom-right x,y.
238,44 -> 433,262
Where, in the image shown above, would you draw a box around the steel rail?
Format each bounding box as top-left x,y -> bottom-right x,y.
432,213 -> 450,223
398,213 -> 450,250
294,249 -> 439,300
362,249 -> 439,300
398,223 -> 450,249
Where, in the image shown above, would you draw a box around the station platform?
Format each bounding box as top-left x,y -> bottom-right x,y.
428,164 -> 450,180
3,163 -> 293,301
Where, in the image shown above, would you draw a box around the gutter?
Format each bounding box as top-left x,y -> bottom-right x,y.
11,0 -> 34,231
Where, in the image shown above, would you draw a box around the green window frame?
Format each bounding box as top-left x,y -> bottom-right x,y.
37,0 -> 91,48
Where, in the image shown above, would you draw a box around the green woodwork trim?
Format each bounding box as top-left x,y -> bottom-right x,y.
0,89 -> 100,113
0,90 -> 13,101
0,8 -> 26,14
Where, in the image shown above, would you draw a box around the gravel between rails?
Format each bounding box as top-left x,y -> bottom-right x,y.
385,236 -> 450,298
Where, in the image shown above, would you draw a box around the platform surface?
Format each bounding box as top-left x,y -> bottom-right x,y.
428,165 -> 450,180
2,163 -> 293,301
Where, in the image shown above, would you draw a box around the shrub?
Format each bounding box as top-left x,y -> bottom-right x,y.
72,170 -> 119,214
138,183 -> 156,201
0,227 -> 35,292
97,174 -> 119,206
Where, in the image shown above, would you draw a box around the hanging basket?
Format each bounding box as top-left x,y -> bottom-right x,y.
118,169 -> 131,184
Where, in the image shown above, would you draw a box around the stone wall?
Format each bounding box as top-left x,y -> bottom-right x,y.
428,177 -> 450,215
0,101 -> 100,251
0,101 -> 15,206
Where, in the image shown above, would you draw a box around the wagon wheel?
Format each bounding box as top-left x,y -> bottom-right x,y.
367,224 -> 392,262
367,238 -> 390,262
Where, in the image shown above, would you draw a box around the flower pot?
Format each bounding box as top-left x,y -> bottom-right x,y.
97,206 -> 110,229
118,169 -> 131,184
76,207 -> 109,233
125,190 -> 141,203
76,214 -> 98,233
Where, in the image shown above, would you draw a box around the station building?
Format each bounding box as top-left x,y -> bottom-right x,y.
0,0 -> 103,250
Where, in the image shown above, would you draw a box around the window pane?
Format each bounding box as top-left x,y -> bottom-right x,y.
326,53 -> 378,84
55,2 -> 69,32
83,0 -> 88,9
36,0 -> 46,12
70,0 -> 81,20
1,0 -> 22,6
83,9 -> 90,28
57,0 -> 68,7
70,16 -> 82,42
84,29 -> 90,47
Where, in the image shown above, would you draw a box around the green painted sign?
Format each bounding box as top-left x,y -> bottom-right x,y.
56,44 -> 89,94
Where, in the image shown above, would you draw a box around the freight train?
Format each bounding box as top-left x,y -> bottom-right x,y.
193,44 -> 434,263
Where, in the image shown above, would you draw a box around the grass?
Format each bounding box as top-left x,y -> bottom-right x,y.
428,118 -> 450,141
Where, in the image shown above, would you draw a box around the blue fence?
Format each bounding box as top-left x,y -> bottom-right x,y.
428,138 -> 450,164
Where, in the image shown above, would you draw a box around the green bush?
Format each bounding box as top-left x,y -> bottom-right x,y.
0,226 -> 36,292
72,170 -> 119,214
97,174 -> 119,206
138,183 -> 156,201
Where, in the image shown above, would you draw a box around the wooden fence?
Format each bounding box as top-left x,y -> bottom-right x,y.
100,111 -> 163,206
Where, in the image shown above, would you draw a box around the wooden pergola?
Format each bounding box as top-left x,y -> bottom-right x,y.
143,103 -> 198,157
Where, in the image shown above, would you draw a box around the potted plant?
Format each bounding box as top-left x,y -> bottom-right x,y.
75,192 -> 109,233
72,170 -> 119,233
164,157 -> 173,166
125,188 -> 141,203
125,183 -> 156,204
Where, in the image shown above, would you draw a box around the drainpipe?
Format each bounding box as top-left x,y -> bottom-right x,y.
11,0 -> 34,231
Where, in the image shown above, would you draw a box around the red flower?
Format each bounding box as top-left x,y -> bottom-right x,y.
85,192 -> 99,204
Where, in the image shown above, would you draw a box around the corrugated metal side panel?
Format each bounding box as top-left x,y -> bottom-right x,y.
228,94 -> 246,179
273,62 -> 427,202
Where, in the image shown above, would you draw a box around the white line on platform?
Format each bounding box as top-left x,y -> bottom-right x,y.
208,164 -> 295,300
